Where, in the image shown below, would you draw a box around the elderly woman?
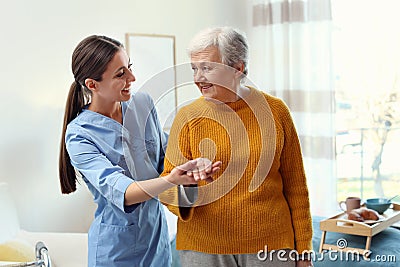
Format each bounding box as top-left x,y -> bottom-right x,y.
160,27 -> 313,267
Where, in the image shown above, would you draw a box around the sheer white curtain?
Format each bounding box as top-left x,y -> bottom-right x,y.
248,0 -> 336,215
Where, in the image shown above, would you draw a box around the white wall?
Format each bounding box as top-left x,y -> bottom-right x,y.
0,0 -> 249,233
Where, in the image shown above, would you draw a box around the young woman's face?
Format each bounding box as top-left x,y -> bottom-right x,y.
95,48 -> 135,102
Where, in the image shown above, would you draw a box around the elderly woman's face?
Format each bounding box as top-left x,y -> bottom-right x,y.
190,46 -> 239,102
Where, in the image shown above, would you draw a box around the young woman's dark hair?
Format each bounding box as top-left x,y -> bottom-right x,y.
59,35 -> 123,194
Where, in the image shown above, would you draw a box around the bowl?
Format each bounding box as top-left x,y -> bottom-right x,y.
365,198 -> 391,214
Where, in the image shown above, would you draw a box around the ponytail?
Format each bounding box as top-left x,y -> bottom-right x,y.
59,35 -> 122,194
58,81 -> 88,194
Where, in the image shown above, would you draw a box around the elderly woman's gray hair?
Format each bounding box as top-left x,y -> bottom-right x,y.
187,26 -> 249,76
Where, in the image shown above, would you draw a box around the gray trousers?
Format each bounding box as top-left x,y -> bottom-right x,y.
178,249 -> 296,267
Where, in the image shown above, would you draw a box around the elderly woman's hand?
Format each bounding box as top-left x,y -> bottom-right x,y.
186,158 -> 222,182
169,158 -> 221,185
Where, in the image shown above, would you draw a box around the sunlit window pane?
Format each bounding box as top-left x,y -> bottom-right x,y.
332,0 -> 400,201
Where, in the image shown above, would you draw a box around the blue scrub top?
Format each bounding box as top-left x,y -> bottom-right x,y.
65,92 -> 171,267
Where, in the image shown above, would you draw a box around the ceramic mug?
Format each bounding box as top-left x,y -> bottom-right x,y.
339,197 -> 361,213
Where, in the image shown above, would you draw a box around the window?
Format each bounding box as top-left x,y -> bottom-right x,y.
332,0 -> 400,201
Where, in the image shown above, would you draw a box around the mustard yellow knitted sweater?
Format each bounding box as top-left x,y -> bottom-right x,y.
160,86 -> 312,254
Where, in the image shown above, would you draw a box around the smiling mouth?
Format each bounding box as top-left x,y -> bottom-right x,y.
199,83 -> 213,90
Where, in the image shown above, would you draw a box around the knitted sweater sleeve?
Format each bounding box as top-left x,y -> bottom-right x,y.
278,100 -> 313,253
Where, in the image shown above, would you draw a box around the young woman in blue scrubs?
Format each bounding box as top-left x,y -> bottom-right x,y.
58,35 -> 220,267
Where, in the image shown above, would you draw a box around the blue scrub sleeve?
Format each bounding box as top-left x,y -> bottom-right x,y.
66,131 -> 134,212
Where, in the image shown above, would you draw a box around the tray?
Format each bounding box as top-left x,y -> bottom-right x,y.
319,203 -> 400,256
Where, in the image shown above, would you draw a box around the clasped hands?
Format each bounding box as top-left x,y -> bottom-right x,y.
170,158 -> 222,186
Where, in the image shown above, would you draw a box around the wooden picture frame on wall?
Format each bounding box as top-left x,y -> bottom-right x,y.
125,33 -> 177,131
